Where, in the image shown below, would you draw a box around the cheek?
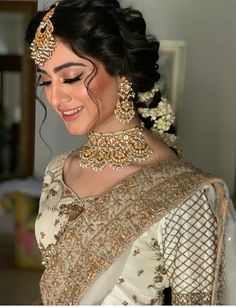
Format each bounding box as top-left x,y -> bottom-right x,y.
75,85 -> 91,101
91,77 -> 119,107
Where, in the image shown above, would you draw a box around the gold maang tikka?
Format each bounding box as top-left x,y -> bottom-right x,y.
115,78 -> 136,123
30,4 -> 58,66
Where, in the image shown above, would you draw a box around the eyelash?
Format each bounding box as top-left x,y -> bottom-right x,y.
63,74 -> 83,84
39,74 -> 83,87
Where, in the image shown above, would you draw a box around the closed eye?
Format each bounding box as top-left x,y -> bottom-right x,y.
63,74 -> 83,84
39,80 -> 51,87
38,73 -> 83,87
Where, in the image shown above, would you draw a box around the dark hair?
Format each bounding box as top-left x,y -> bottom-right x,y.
26,0 -> 160,92
26,0 -> 177,146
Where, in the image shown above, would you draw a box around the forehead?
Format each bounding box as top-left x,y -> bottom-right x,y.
40,39 -> 93,71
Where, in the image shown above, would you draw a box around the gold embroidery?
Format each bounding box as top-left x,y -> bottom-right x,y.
150,237 -> 159,249
153,265 -> 167,283
149,238 -> 162,261
38,154 -> 226,305
214,237 -> 226,304
172,291 -> 211,305
37,153 -> 86,256
133,248 -> 140,256
59,202 -> 84,221
117,278 -> 125,284
137,269 -> 144,276
39,242 -> 55,267
132,295 -> 137,303
148,241 -> 167,290
40,232 -> 45,239
54,219 -> 60,226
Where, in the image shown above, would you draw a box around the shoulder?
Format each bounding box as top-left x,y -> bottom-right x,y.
40,151 -> 72,201
150,185 -> 218,245
139,158 -> 224,215
141,157 -> 210,184
170,185 -> 216,218
144,131 -> 177,165
45,152 -> 71,173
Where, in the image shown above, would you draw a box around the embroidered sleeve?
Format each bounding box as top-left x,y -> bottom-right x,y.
101,187 -> 217,305
101,226 -> 170,305
160,187 -> 217,305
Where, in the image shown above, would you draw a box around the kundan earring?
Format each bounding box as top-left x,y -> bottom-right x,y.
115,78 -> 135,123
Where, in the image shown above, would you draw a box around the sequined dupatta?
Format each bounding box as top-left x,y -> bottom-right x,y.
39,159 -> 228,305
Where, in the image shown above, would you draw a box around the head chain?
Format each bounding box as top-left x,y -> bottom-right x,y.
30,3 -> 59,66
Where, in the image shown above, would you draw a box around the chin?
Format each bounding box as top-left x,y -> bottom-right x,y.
65,123 -> 94,136
64,123 -> 89,136
63,117 -> 99,136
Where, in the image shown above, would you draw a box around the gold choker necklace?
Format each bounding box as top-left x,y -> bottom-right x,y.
79,126 -> 153,171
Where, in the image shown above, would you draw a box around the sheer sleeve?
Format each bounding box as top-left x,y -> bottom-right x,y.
98,187 -> 218,305
159,187 -> 218,305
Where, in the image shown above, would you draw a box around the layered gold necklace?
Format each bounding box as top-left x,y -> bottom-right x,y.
79,126 -> 153,171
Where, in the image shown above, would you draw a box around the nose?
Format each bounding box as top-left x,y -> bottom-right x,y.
49,83 -> 71,108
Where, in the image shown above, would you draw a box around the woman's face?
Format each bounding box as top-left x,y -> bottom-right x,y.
38,39 -> 121,135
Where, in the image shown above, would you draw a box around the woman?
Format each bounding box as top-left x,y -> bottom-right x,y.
26,0 -> 235,305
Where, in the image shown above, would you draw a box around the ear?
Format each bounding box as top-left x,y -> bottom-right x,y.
118,75 -> 128,85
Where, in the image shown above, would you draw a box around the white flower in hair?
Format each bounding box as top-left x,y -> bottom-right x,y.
137,97 -> 175,134
137,83 -> 160,102
137,83 -> 179,152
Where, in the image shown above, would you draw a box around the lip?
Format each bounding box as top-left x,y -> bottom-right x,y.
60,106 -> 84,122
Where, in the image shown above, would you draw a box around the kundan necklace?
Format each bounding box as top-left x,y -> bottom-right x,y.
79,126 -> 153,171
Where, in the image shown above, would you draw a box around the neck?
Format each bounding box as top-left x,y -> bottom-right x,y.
92,116 -> 141,134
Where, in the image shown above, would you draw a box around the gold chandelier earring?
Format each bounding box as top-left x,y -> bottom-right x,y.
114,78 -> 135,123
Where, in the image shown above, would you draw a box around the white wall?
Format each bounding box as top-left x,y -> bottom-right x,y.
35,0 -> 236,196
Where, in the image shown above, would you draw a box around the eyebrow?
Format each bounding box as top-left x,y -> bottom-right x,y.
37,62 -> 86,74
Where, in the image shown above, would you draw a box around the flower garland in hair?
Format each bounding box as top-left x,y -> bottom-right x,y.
137,83 -> 178,151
